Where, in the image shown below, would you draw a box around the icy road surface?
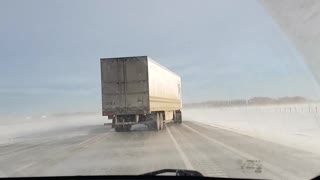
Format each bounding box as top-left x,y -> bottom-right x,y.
0,121 -> 320,180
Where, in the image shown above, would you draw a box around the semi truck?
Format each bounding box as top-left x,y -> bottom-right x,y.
100,56 -> 182,132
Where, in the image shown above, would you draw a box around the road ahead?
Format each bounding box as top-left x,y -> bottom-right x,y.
0,121 -> 320,180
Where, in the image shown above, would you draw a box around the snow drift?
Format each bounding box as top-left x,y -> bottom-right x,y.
184,103 -> 320,155
0,113 -> 105,144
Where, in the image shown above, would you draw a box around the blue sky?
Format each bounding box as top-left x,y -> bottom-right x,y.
1,0 -> 319,116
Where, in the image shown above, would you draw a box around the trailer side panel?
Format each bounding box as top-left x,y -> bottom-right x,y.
147,57 -> 182,112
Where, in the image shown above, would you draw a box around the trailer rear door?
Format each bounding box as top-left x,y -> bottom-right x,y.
101,57 -> 149,115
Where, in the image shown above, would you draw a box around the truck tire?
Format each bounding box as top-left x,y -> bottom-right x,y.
175,110 -> 182,124
148,123 -> 156,131
124,125 -> 131,131
146,114 -> 157,131
115,125 -> 131,132
115,126 -> 123,132
156,113 -> 161,131
159,113 -> 164,130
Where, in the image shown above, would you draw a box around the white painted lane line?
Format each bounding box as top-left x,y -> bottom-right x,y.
12,132 -> 112,174
15,162 -> 35,172
78,133 -> 111,146
170,125 -> 228,177
63,132 -> 111,150
92,134 -> 108,142
182,123 -> 300,180
166,124 -> 194,170
183,123 -> 256,160
78,136 -> 100,145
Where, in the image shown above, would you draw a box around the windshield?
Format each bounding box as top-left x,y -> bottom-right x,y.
1,0 -> 320,179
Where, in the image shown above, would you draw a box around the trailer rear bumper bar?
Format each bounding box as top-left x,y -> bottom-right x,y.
114,122 -> 138,125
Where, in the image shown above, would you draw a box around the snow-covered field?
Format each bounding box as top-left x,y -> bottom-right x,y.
184,103 -> 320,155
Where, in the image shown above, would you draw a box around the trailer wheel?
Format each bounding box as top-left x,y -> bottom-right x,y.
175,110 -> 182,124
147,113 -> 161,131
146,114 -> 157,131
156,113 -> 161,131
124,125 -> 131,131
159,113 -> 164,130
148,123 -> 156,131
115,126 -> 123,132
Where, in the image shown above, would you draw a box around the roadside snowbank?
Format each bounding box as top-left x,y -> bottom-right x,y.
184,104 -> 320,155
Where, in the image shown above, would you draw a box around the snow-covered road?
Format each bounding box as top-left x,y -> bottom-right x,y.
1,105 -> 320,179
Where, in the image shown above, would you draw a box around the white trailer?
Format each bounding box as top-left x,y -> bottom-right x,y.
101,56 -> 182,132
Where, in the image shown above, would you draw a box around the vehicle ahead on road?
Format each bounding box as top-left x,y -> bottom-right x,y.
100,56 -> 182,132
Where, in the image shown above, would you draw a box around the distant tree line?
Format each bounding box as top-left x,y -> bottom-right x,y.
184,96 -> 310,108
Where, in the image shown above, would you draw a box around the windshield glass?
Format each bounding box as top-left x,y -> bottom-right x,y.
1,0 -> 320,179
